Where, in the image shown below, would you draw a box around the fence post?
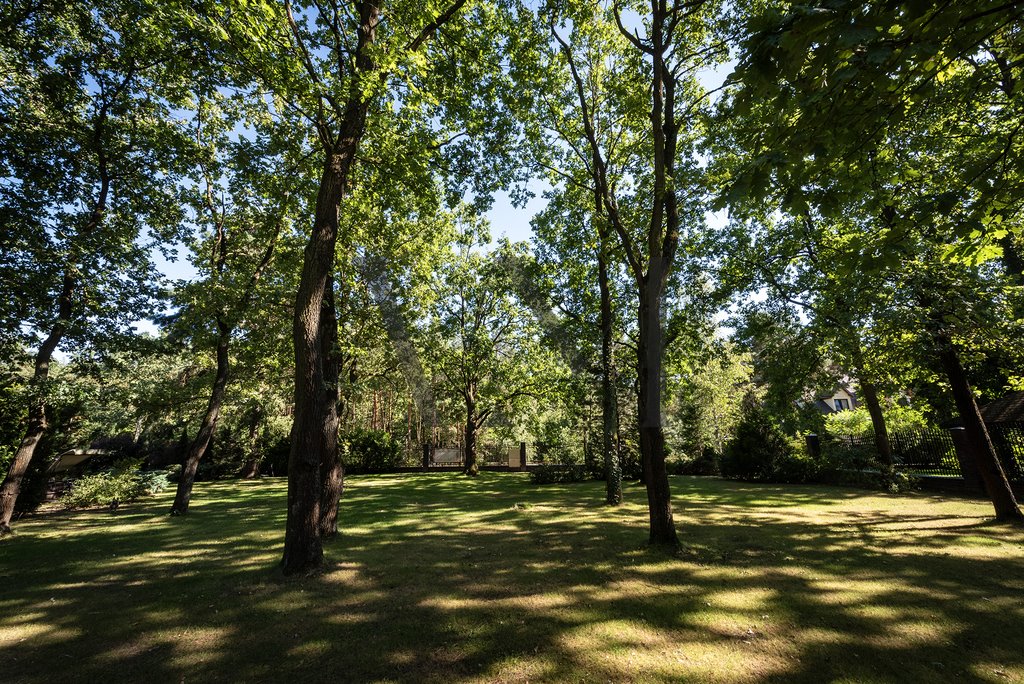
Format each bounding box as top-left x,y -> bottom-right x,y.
805,433 -> 821,459
422,443 -> 431,472
948,427 -> 984,492
519,442 -> 527,472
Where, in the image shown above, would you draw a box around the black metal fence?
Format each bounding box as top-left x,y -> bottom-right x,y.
988,422 -> 1024,482
890,428 -> 960,477
828,424 -> 1024,483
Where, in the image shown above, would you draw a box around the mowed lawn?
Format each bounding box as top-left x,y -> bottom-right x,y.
1,474 -> 1022,683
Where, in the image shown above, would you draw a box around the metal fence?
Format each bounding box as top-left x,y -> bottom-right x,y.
988,422 -> 1024,482
829,424 -> 1024,483
889,428 -> 960,477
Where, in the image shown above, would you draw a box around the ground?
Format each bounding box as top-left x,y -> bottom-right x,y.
1,474 -> 1022,683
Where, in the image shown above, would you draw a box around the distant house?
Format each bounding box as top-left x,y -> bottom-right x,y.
48,449 -> 110,473
811,383 -> 858,414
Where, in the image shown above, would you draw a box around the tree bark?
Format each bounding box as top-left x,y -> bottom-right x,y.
858,375 -> 893,466
637,265 -> 678,546
280,0 -> 378,577
0,160 -> 109,533
936,338 -> 1023,523
282,158 -> 346,574
170,317 -> 230,515
598,253 -> 621,505
463,388 -> 479,476
0,315 -> 64,534
318,278 -> 344,539
850,342 -> 893,467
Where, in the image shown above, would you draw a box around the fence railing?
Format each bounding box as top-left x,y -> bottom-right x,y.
988,422 -> 1024,482
826,424 -> 1024,483
890,428 -> 960,477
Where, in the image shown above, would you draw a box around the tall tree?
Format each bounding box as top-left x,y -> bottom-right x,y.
423,238 -> 558,476
167,94 -> 304,515
723,0 -> 1024,522
0,0 -> 191,533
533,181 -> 627,504
209,0 -> 527,572
537,0 -> 729,545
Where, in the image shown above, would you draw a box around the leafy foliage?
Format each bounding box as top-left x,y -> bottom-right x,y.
60,460 -> 170,509
720,402 -> 812,483
342,429 -> 405,473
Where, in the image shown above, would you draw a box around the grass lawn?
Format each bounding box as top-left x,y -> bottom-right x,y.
1,474 -> 1023,683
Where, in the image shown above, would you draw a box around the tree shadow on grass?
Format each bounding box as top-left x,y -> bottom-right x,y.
1,474 -> 1022,683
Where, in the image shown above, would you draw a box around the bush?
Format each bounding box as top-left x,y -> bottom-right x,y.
60,460 -> 171,509
669,447 -> 721,476
343,429 -> 403,472
720,403 -> 817,483
529,463 -> 591,485
816,440 -> 918,493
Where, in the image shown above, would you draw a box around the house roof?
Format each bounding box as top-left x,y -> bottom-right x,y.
979,390 -> 1024,424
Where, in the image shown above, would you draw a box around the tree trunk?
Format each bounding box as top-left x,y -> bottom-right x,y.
319,278 -> 344,539
282,157 -> 347,575
850,342 -> 893,467
170,317 -> 230,516
281,2 -> 378,575
0,274 -> 72,534
0,156 -> 109,534
599,253 -> 621,505
859,376 -> 893,467
936,339 -> 1023,523
464,391 -> 479,477
637,269 -> 678,546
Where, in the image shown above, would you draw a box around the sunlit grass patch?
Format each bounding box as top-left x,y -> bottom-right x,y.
1,474 -> 1022,682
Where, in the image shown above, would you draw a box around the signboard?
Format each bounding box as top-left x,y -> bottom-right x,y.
432,447 -> 462,464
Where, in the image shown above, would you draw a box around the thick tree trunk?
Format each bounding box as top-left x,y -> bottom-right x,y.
281,0 -> 378,576
282,158 -> 346,575
318,278 -> 344,539
637,270 -> 678,546
936,340 -> 1023,523
599,254 -> 621,505
170,318 -> 230,515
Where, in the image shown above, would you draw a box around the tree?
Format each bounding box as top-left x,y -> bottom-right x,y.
0,0 -> 192,533
166,93 -> 304,515
535,0 -> 729,545
722,0 -> 1024,522
207,0 -> 528,572
423,237 -> 558,476
533,181 -> 630,503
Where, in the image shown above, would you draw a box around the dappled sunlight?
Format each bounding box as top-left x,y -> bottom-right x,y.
2,474 -> 1023,682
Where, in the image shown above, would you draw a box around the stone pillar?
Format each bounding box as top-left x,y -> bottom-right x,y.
422,443 -> 431,471
519,442 -> 527,472
948,427 -> 985,492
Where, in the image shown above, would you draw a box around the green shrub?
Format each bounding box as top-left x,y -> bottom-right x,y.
720,403 -> 798,482
772,449 -> 819,483
529,463 -> 591,485
669,447 -> 721,476
343,429 -> 403,472
60,460 -> 170,509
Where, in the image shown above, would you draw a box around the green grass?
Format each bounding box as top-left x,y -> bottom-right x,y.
1,474 -> 1023,683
